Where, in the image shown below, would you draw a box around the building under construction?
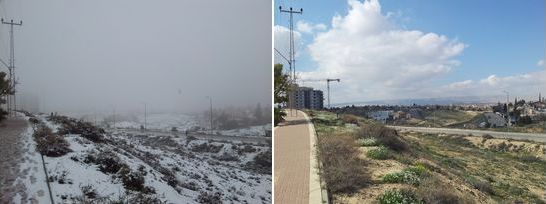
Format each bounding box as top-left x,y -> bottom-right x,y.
290,85 -> 323,109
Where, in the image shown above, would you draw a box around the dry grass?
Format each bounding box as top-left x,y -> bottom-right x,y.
317,133 -> 370,194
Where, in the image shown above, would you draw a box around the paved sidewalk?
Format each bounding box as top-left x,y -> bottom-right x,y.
274,111 -> 310,204
275,110 -> 324,204
0,117 -> 29,202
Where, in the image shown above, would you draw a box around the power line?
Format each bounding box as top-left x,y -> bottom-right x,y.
1,18 -> 22,116
279,6 -> 302,116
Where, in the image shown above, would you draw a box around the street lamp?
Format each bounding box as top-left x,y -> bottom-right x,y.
142,102 -> 147,131
206,96 -> 213,134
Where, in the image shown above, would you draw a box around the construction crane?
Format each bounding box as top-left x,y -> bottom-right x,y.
299,78 -> 340,108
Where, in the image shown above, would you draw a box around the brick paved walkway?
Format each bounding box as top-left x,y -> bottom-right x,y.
274,110 -> 310,204
0,117 -> 29,203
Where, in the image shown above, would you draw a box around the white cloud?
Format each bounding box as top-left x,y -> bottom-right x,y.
447,80 -> 473,89
303,0 -> 467,102
438,71 -> 546,98
274,25 -> 304,66
538,59 -> 545,67
296,20 -> 327,34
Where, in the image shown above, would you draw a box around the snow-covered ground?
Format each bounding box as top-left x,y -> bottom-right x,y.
113,113 -> 200,132
215,124 -> 272,137
16,114 -> 271,204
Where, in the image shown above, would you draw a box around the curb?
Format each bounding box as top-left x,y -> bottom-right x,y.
301,111 -> 329,204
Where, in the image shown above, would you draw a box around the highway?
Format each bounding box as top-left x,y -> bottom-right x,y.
387,126 -> 546,143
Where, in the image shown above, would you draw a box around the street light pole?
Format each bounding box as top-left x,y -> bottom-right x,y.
143,103 -> 147,130
206,96 -> 213,134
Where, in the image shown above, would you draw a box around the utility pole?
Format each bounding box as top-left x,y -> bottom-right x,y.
113,107 -> 116,129
206,96 -> 213,134
2,19 -> 23,116
279,6 -> 302,116
142,103 -> 147,130
502,90 -> 510,126
326,79 -> 340,109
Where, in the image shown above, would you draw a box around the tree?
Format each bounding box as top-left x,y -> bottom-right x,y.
274,64 -> 289,126
0,72 -> 13,121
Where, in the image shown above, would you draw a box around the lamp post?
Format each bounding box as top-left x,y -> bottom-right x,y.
206,96 -> 213,134
142,102 -> 147,131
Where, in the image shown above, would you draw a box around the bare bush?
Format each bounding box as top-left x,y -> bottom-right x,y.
244,150 -> 271,174
341,114 -> 360,125
318,134 -> 369,193
86,150 -> 128,174
191,142 -> 224,153
358,123 -> 408,151
33,124 -> 71,157
415,177 -> 472,204
197,191 -> 223,204
48,115 -> 105,142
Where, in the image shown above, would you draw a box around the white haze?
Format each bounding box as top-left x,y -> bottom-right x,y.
0,0 -> 271,114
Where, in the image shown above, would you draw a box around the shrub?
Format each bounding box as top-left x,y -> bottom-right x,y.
33,125 -> 72,157
121,171 -> 148,192
383,171 -> 420,186
359,124 -> 408,151
108,192 -> 163,204
318,134 -> 369,193
482,134 -> 494,140
215,152 -> 239,162
80,184 -> 97,199
196,191 -> 223,204
470,180 -> 494,195
519,154 -> 542,163
341,114 -> 360,125
405,164 -> 427,176
440,157 -> 466,170
237,145 -> 257,154
382,165 -> 427,186
48,115 -> 105,142
416,177 -> 469,204
92,151 -> 128,174
358,138 -> 377,146
495,142 -> 510,152
244,150 -> 271,174
444,136 -> 474,147
28,117 -> 40,125
378,189 -> 424,204
367,146 -> 390,160
191,142 -> 224,153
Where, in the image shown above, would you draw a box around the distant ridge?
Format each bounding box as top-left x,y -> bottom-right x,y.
333,95 -> 514,107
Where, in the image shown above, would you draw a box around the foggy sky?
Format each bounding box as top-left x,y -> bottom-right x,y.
0,0 -> 271,113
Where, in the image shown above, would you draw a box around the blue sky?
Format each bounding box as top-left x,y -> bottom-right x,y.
274,0 -> 545,103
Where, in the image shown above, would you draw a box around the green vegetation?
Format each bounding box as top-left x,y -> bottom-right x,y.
367,146 -> 390,160
382,165 -> 427,186
358,123 -> 408,151
274,64 -> 289,126
378,189 -> 424,204
309,110 -> 546,203
0,72 -> 12,121
358,138 -> 377,146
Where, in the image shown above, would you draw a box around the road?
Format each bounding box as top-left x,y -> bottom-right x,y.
388,125 -> 546,143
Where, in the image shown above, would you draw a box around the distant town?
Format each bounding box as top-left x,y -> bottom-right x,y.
289,89 -> 546,133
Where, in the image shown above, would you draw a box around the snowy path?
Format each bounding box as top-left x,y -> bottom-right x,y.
0,117 -> 50,204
